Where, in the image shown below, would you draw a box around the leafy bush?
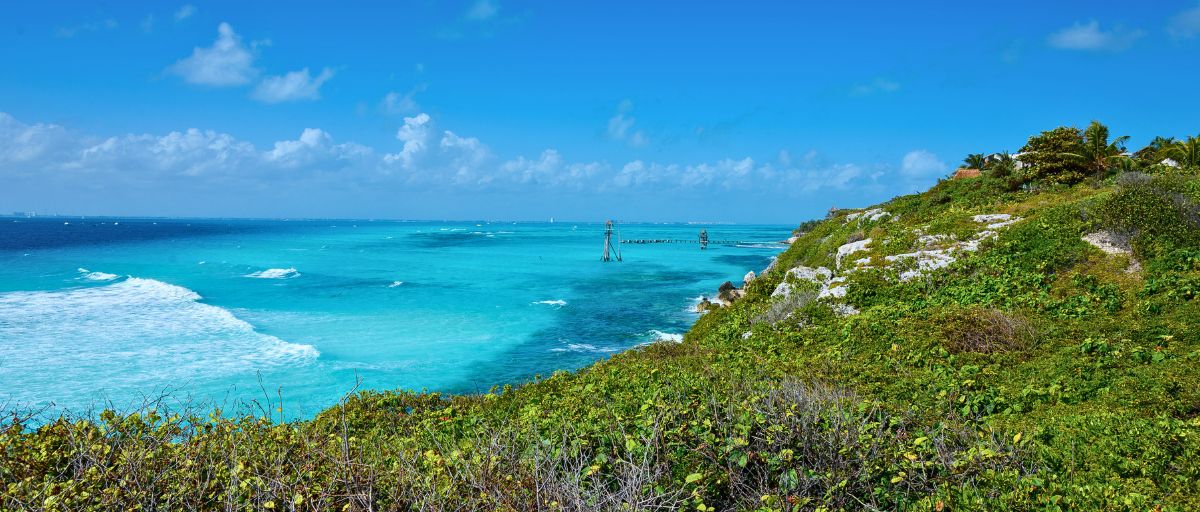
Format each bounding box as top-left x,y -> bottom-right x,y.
1020,126 -> 1088,185
752,289 -> 817,326
1092,175 -> 1200,259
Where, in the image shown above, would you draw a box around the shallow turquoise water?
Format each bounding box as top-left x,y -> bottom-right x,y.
0,217 -> 788,418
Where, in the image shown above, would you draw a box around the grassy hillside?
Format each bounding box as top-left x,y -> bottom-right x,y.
3,127 -> 1200,510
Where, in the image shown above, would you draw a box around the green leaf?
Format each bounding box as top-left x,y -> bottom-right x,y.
685,472 -> 703,484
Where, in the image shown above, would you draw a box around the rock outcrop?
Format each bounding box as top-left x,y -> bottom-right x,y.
1082,230 -> 1141,273
767,211 -> 1028,318
717,280 -> 744,304
836,239 -> 872,269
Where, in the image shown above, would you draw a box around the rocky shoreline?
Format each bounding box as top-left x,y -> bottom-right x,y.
694,232 -> 796,312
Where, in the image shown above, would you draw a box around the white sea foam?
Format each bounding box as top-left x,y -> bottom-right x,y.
0,277 -> 319,407
550,343 -> 616,353
532,299 -> 567,307
245,268 -> 300,279
649,330 -> 684,343
388,281 -> 404,288
77,268 -> 119,281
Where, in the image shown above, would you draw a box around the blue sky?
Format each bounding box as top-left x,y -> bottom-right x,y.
2,1 -> 1199,222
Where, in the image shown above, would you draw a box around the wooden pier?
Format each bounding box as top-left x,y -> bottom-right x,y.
619,238 -> 777,245
603,221 -> 781,260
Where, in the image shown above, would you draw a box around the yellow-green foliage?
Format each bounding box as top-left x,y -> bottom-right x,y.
3,169 -> 1199,511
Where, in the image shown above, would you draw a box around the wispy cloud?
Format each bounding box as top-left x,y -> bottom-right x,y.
54,18 -> 118,38
607,100 -> 647,148
252,68 -> 336,103
169,22 -> 258,86
1047,20 -> 1144,51
382,84 -> 427,115
899,150 -> 947,179
439,0 -> 518,39
175,5 -> 197,22
850,78 -> 901,96
466,0 -> 499,21
1168,4 -> 1200,39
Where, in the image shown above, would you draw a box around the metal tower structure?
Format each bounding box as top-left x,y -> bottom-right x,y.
602,220 -> 622,262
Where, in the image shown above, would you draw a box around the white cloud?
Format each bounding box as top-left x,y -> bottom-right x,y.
251,68 -> 335,103
439,131 -> 491,184
466,0 -> 499,21
1,113 -> 371,185
79,129 -> 258,178
1168,4 -> 1200,39
383,113 -> 494,185
387,113 -> 434,168
900,150 -> 947,179
170,22 -> 257,86
0,113 -> 79,169
500,150 -> 604,189
1047,20 -> 1144,51
1,111 -> 902,205
265,128 -> 371,170
607,100 -> 647,148
141,15 -> 156,34
175,5 -> 197,22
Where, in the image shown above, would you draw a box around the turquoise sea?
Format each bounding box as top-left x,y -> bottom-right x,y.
0,217 -> 789,418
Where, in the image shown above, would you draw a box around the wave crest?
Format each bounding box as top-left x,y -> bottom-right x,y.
245,268 -> 301,279
0,277 -> 319,407
77,268 -> 120,281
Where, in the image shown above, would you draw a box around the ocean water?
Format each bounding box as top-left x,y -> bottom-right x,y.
0,217 -> 788,418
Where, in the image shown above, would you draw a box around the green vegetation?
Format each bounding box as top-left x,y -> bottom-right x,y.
4,124 -> 1200,511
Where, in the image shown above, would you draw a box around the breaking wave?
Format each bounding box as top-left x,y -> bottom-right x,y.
0,277 -> 319,408
245,268 -> 301,279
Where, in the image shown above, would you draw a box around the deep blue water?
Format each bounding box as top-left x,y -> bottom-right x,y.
0,216 -> 788,418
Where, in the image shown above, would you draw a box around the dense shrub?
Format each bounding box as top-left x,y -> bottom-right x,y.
752,289 -> 817,326
1019,126 -> 1087,185
1092,174 -> 1200,259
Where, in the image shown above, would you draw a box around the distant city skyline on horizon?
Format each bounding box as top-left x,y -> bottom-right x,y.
3,1 -> 1200,222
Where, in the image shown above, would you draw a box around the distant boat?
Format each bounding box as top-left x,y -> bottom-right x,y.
550,217 -> 555,223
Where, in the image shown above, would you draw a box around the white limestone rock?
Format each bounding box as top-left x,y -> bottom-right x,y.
846,208 -> 890,223
972,213 -> 1012,223
885,249 -> 958,281
770,266 -> 833,298
1082,230 -> 1132,255
836,239 -> 872,268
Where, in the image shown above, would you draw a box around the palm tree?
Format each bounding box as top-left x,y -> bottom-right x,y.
1165,135 -> 1200,169
1132,136 -> 1175,169
961,153 -> 986,169
1066,121 -> 1130,176
985,152 -> 1024,191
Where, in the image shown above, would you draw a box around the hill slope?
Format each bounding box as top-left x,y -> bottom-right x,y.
4,149 -> 1200,510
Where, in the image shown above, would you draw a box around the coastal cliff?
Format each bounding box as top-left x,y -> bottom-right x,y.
4,126 -> 1200,510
